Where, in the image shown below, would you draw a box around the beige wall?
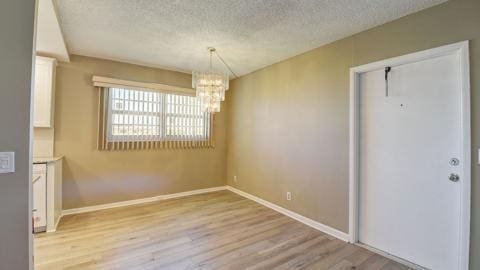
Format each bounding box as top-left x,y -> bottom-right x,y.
54,55 -> 227,209
0,0 -> 36,269
226,0 -> 480,268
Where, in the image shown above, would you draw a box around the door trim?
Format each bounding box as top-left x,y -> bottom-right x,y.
348,41 -> 471,270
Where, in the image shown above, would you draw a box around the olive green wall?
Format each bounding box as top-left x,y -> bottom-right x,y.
55,55 -> 227,209
226,0 -> 480,268
0,1 -> 35,269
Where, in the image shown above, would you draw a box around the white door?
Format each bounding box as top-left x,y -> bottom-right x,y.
358,53 -> 463,270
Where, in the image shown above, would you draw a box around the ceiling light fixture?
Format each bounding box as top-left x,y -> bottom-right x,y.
192,47 -> 236,113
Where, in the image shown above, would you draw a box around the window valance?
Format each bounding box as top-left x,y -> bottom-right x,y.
92,76 -> 195,96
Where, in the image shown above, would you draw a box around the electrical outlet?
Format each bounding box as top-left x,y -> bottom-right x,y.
233,175 -> 238,183
286,192 -> 292,201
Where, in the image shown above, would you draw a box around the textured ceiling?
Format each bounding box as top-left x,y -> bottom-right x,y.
55,0 -> 446,77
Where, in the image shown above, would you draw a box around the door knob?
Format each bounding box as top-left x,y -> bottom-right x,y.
448,173 -> 460,182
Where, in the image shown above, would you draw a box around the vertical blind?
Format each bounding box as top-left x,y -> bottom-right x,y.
97,87 -> 214,150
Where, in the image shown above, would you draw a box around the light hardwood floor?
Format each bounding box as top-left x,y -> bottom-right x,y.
34,191 -> 411,270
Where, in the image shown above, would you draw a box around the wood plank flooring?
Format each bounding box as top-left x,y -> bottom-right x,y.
34,191 -> 411,270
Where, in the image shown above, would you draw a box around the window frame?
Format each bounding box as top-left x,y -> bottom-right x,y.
105,87 -> 211,143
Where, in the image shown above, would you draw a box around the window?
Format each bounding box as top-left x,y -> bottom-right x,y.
98,87 -> 213,150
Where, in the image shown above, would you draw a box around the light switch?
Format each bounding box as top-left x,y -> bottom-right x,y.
0,152 -> 15,173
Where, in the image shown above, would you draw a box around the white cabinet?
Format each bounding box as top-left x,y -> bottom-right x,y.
33,56 -> 57,127
33,164 -> 47,232
32,158 -> 63,233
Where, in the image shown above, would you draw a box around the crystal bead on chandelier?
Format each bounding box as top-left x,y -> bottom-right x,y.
192,47 -> 231,113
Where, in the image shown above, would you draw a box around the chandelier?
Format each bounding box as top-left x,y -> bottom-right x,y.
192,47 -> 234,113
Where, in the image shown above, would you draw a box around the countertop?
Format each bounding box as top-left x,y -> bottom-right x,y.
33,156 -> 64,164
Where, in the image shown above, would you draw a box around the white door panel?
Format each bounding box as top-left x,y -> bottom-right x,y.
358,54 -> 462,270
33,164 -> 47,231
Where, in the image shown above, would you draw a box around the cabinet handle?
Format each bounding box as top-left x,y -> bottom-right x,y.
32,209 -> 37,212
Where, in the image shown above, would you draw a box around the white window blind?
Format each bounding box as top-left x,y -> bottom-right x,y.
98,87 -> 213,150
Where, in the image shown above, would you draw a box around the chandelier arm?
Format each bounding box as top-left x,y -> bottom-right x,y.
213,50 -> 238,78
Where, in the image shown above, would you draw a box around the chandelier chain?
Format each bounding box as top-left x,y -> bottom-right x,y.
214,50 -> 237,78
209,50 -> 213,72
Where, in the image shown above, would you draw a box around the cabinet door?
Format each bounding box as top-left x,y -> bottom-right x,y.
33,172 -> 47,230
33,57 -> 56,127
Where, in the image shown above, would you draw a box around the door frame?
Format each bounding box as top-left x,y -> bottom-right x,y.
348,41 -> 471,270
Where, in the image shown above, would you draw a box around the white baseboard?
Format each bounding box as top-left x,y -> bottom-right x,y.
226,186 -> 350,242
62,186 -> 228,216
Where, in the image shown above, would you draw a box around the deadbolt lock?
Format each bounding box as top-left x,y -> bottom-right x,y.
448,173 -> 460,182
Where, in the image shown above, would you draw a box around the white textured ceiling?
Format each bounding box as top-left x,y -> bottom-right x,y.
55,0 -> 446,77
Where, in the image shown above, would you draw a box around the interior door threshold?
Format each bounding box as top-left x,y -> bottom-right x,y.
354,242 -> 429,270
